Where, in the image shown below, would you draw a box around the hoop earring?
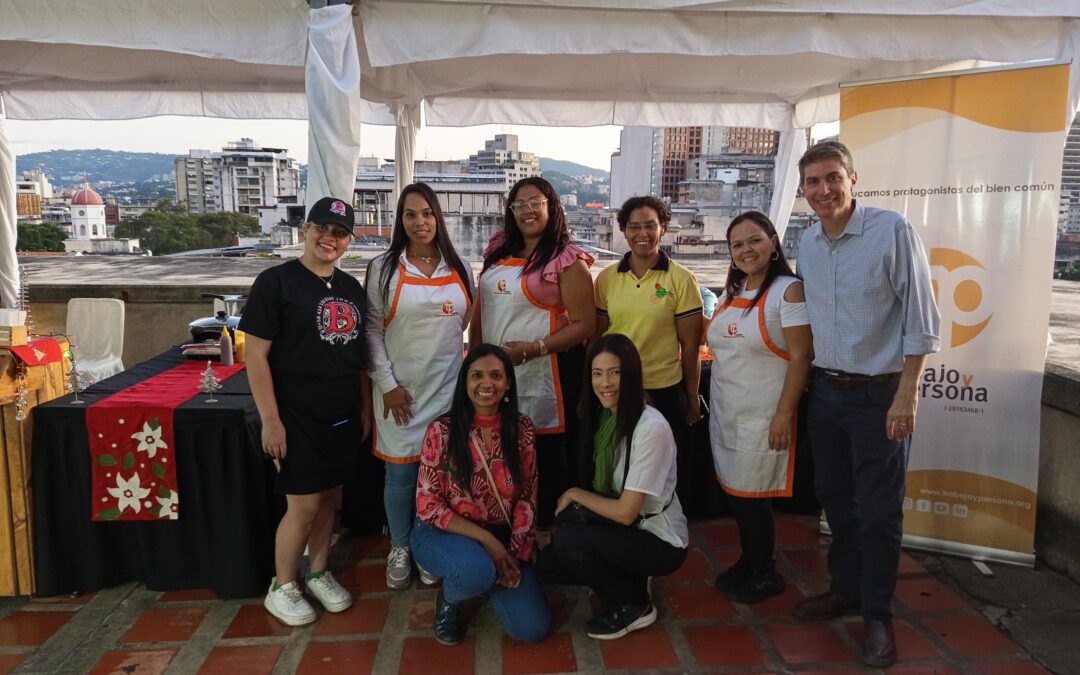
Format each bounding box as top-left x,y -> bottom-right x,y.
770,250 -> 780,261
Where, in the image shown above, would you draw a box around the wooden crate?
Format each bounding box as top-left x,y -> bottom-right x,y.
0,338 -> 68,596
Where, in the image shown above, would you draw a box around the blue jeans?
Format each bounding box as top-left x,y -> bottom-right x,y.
410,522 -> 550,643
384,461 -> 419,548
807,371 -> 909,621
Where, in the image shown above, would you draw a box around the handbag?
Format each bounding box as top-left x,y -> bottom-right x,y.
470,429 -> 515,547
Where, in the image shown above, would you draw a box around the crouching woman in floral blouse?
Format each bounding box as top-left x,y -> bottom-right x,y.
411,343 -> 550,645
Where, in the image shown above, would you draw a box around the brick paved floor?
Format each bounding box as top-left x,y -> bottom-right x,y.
0,514 -> 1051,674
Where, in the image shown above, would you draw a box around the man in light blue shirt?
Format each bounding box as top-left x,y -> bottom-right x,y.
793,141 -> 940,669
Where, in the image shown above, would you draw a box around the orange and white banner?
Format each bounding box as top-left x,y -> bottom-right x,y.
839,63 -> 1070,565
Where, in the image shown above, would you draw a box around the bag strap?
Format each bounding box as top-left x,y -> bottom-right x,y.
470,429 -> 513,529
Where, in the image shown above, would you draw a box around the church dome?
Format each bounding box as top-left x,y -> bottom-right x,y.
71,188 -> 104,206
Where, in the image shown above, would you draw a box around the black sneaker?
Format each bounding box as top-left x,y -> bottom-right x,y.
714,557 -> 749,591
723,566 -> 786,604
433,589 -> 463,645
585,603 -> 657,640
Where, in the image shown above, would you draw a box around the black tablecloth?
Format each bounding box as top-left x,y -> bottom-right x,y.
31,348 -> 282,599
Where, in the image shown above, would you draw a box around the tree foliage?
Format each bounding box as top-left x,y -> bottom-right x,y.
115,208 -> 260,255
16,223 -> 67,252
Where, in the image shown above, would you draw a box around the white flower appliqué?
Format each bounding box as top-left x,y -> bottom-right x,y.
156,489 -> 179,520
107,473 -> 151,514
132,419 -> 168,458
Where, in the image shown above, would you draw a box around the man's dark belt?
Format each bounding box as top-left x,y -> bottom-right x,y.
813,367 -> 901,389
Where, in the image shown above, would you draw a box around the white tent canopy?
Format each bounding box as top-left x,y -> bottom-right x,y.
2,0 -> 1079,304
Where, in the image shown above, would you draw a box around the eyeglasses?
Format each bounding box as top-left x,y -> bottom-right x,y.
509,197 -> 548,213
626,222 -> 661,234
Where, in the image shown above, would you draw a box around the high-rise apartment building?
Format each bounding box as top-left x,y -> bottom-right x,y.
15,169 -> 53,222
1061,116 -> 1080,230
174,139 -> 301,215
610,125 -> 781,207
466,134 -> 540,186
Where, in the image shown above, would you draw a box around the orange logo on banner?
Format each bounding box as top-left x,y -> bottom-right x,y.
929,248 -> 992,348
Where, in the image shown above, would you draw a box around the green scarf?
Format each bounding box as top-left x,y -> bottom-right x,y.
592,408 -> 619,497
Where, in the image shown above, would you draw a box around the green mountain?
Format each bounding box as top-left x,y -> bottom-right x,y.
540,157 -> 608,179
15,149 -> 176,184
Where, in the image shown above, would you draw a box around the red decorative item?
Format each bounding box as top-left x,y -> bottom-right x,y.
8,336 -> 63,366
87,361 -> 243,521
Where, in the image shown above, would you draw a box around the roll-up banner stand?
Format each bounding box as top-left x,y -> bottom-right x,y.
836,62 -> 1070,566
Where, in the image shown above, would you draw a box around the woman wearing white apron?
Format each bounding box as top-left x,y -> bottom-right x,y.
471,177 -> 595,528
365,183 -> 473,590
706,211 -> 812,604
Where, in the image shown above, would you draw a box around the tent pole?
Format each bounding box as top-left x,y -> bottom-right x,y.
393,103 -> 420,208
0,95 -> 22,309
304,4 -> 362,219
768,126 -> 808,246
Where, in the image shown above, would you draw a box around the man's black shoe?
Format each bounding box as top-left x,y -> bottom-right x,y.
433,589 -> 463,645
863,618 -> 897,668
724,566 -> 786,604
585,603 -> 657,640
792,591 -> 860,620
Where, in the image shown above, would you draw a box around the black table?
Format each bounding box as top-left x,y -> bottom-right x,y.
31,348 -> 282,599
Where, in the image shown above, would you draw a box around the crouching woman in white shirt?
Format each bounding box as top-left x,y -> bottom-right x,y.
536,333 -> 688,640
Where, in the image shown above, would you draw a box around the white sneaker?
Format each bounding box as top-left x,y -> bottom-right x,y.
264,578 -> 317,626
306,571 -> 353,613
417,562 -> 440,586
386,546 -> 413,590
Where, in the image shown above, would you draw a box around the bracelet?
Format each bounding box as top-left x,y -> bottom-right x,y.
537,337 -> 549,356
519,349 -> 528,366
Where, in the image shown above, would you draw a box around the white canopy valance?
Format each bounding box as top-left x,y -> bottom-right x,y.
1,0 -> 1079,306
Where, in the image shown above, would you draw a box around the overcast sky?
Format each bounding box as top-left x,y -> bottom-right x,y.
7,117 -> 839,173
7,117 -> 625,172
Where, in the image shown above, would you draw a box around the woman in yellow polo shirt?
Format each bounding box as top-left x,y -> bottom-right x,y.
594,195 -> 703,445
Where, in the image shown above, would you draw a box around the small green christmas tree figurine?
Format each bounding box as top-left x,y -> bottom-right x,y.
199,360 -> 222,403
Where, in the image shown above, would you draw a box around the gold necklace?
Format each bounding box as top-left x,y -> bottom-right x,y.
407,249 -> 439,265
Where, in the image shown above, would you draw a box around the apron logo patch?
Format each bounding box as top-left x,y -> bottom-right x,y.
495,279 -> 512,295
724,322 -> 744,338
316,297 -> 360,344
441,301 -> 457,316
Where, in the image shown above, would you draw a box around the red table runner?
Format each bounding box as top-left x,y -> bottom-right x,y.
87,360 -> 244,521
8,336 -> 63,366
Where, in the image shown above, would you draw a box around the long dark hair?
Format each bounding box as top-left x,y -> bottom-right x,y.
377,182 -> 474,303
577,333 -> 646,490
446,343 -> 523,492
481,176 -> 570,276
723,211 -> 795,313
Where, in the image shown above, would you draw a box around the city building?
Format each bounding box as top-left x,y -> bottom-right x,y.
466,134 -> 540,186
15,169 -> 53,222
353,171 -> 508,232
1061,116 -> 1080,230
173,139 -> 301,215
69,187 -> 107,240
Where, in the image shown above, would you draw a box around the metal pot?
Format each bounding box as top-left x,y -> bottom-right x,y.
188,293 -> 247,344
188,311 -> 241,344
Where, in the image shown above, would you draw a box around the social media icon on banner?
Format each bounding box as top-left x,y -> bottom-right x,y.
916,499 -> 931,513
952,504 -> 968,518
934,501 -> 950,515
903,497 -> 914,511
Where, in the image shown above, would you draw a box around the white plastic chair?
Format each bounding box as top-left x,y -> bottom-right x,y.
66,298 -> 125,383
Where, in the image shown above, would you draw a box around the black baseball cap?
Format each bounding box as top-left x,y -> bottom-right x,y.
306,196 -> 355,229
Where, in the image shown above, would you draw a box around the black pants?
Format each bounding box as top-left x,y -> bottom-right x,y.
726,492 -> 775,569
535,345 -> 586,527
537,521 -> 687,608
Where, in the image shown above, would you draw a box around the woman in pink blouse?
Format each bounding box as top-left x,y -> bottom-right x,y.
411,344 -> 549,646
470,177 -> 596,529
